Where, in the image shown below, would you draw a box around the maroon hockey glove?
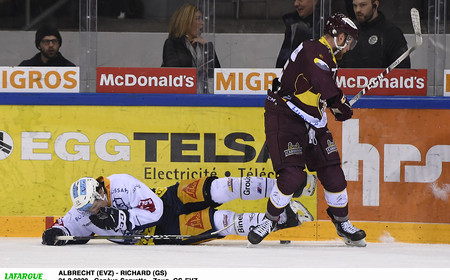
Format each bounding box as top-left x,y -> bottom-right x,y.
330,91 -> 353,122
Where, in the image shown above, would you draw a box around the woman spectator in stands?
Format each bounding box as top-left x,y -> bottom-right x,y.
162,3 -> 220,94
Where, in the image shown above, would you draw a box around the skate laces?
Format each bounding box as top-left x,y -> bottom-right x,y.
340,220 -> 360,234
254,218 -> 275,236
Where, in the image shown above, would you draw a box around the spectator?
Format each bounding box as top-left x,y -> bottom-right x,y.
276,0 -> 320,68
162,3 -> 220,94
339,0 -> 410,68
19,25 -> 75,66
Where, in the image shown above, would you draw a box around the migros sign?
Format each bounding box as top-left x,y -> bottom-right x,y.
215,68 -> 281,94
0,67 -> 79,92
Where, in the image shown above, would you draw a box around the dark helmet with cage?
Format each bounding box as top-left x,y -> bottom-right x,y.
325,13 -> 358,51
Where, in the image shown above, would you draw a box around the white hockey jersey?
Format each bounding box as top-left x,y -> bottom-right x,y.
53,174 -> 164,243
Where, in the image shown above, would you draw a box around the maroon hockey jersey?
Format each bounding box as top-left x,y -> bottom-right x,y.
274,37 -> 342,123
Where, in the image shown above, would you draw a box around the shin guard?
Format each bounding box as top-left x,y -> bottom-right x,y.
210,177 -> 276,204
213,210 -> 266,236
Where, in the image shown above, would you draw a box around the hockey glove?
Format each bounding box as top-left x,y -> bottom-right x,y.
329,90 -> 353,122
272,77 -> 281,93
42,227 -> 66,246
89,207 -> 132,231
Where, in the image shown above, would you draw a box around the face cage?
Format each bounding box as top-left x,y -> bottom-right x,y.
334,34 -> 357,54
77,189 -> 106,213
346,35 -> 357,50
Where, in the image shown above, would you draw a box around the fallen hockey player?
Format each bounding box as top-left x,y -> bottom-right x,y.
42,173 -> 316,245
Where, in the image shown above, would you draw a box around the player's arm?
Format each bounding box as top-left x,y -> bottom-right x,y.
328,88 -> 353,121
302,46 -> 352,121
89,175 -> 164,232
126,176 -> 164,230
42,210 -> 94,246
302,45 -> 342,100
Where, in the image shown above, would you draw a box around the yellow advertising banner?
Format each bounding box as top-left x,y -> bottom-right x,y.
0,105 -> 449,243
0,105 -> 314,216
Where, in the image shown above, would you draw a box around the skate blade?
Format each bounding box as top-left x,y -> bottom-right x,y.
343,237 -> 367,247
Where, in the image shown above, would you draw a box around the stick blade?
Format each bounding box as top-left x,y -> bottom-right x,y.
410,8 -> 423,46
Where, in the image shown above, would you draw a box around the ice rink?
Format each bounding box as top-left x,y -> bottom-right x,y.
1,237 -> 449,280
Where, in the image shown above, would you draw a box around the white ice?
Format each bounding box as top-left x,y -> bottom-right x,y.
1,238 -> 449,279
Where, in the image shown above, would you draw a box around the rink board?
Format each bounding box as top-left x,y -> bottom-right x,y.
1,216 -> 450,244
0,94 -> 449,243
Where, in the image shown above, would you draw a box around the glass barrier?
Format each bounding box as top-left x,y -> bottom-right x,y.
0,0 -> 448,95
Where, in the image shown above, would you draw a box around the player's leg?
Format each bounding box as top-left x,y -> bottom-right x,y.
213,200 -> 314,237
209,176 -> 276,203
248,108 -> 310,244
209,172 -> 317,204
163,203 -> 312,245
247,166 -> 307,244
309,127 -> 366,247
317,164 -> 366,247
176,176 -> 278,210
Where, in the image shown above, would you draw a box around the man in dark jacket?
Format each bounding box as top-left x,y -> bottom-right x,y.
339,0 -> 410,68
19,25 -> 75,67
276,0 -> 320,68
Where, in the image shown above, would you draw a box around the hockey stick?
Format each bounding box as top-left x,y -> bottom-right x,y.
349,8 -> 423,106
56,234 -> 190,241
56,220 -> 236,242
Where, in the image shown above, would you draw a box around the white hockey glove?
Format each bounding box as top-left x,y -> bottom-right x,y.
89,207 -> 132,231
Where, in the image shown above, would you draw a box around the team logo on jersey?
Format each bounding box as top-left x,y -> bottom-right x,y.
325,139 -> 338,154
284,142 -> 302,157
0,131 -> 13,160
236,215 -> 245,233
314,58 -> 330,71
113,198 -> 127,209
368,35 -> 378,45
181,181 -> 199,199
138,198 -> 156,212
186,211 -> 204,229
223,213 -> 229,228
227,178 -> 234,192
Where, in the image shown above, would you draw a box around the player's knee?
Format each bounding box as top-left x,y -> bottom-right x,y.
276,166 -> 306,194
317,165 -> 347,193
203,176 -> 221,205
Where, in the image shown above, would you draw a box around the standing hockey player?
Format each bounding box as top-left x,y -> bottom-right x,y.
248,13 -> 367,246
42,174 -> 316,245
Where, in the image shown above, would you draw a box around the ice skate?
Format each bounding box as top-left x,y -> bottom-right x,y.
275,200 -> 314,231
247,216 -> 277,245
327,208 -> 366,247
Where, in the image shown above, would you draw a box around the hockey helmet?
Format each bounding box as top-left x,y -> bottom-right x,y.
70,177 -> 105,212
325,13 -> 358,39
325,13 -> 358,51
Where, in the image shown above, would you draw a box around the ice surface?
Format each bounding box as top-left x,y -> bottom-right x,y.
1,238 -> 449,279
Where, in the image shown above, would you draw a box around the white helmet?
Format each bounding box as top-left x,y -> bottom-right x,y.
70,177 -> 104,212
